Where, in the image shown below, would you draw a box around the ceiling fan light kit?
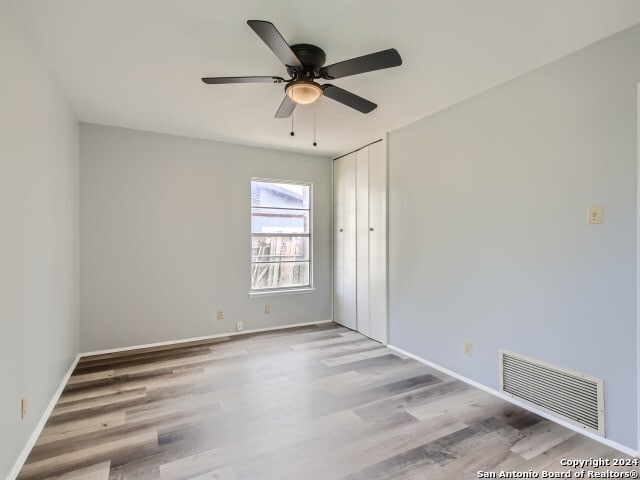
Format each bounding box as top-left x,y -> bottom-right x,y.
286,80 -> 323,105
201,20 -> 402,143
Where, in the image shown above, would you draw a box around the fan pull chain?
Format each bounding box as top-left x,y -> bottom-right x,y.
290,110 -> 295,136
313,101 -> 317,147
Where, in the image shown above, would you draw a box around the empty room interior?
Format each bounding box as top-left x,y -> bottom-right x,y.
3,0 -> 640,478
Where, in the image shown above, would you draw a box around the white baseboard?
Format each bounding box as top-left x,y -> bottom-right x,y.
8,354 -> 81,480
386,344 -> 639,459
80,320 -> 334,357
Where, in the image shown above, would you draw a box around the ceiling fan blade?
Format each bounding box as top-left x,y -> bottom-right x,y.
322,85 -> 376,114
321,48 -> 402,80
202,76 -> 285,84
274,95 -> 297,118
247,20 -> 302,67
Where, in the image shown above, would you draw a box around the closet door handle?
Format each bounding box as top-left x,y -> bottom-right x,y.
369,227 -> 374,231
339,228 -> 343,232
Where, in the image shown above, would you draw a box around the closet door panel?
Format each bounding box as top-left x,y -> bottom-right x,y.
367,141 -> 387,343
333,156 -> 345,327
356,148 -> 370,337
334,153 -> 357,329
342,153 -> 357,330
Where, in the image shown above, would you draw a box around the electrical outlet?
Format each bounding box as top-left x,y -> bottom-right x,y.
236,321 -> 244,332
264,304 -> 271,315
21,396 -> 27,420
216,310 -> 224,320
464,341 -> 473,356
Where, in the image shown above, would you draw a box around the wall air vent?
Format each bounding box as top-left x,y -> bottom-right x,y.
499,350 -> 604,436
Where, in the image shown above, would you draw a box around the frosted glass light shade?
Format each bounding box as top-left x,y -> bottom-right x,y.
286,81 -> 322,104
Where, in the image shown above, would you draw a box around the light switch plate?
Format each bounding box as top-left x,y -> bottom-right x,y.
588,205 -> 602,224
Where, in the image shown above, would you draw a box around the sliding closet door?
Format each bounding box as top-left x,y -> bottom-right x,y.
367,141 -> 387,343
333,153 -> 357,329
334,141 -> 387,342
355,148 -> 370,337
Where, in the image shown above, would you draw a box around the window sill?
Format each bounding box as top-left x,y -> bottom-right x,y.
248,287 -> 316,298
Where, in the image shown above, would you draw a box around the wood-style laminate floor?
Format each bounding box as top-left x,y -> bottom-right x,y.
17,323 -> 636,480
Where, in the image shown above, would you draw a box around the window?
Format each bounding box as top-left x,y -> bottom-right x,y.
250,179 -> 311,292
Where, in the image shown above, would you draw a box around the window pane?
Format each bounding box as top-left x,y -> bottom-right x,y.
251,181 -> 310,209
251,262 -> 310,290
251,207 -> 309,234
252,236 -> 309,262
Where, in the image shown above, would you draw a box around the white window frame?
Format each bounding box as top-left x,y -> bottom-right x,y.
249,177 -> 314,297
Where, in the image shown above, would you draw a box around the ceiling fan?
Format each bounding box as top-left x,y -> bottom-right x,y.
201,20 -> 402,118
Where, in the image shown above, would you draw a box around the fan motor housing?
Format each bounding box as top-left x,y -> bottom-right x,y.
289,44 -> 326,76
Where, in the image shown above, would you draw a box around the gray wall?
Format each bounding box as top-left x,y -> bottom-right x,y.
80,124 -> 332,351
0,0 -> 79,477
388,25 -> 640,449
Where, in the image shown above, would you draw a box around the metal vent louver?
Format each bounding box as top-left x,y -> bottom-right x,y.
499,350 -> 604,436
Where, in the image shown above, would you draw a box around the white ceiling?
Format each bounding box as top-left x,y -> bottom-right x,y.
11,0 -> 640,157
